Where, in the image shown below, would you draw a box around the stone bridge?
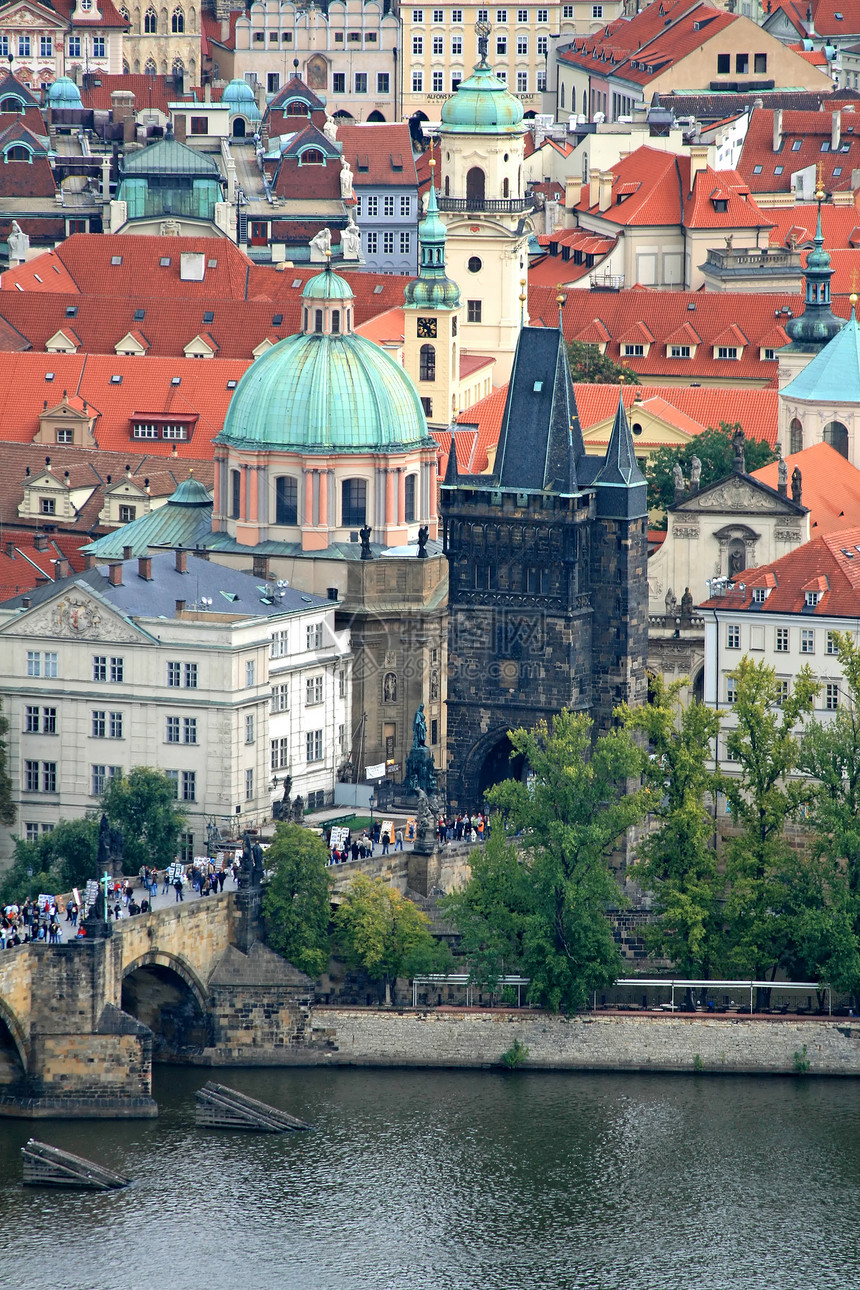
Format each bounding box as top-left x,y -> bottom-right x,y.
0,891 -> 313,1118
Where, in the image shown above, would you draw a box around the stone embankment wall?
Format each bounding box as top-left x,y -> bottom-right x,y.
303,1009 -> 860,1077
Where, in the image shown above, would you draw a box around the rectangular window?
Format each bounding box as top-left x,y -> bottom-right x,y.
537,34 -> 548,54
497,7 -> 507,19
400,231 -> 411,255
109,711 -> 123,739
24,760 -> 39,792
18,36 -> 30,56
421,396 -> 433,417
518,7 -> 528,19
383,231 -> 395,254
307,623 -> 324,650
826,631 -> 838,655
166,716 -> 180,743
183,718 -> 197,744
271,630 -> 289,659
432,71 -> 444,92
184,663 -> 198,688
538,7 -> 548,19
826,683 -> 840,710
92,711 -> 106,739
801,629 -> 815,654
354,72 -> 368,93
366,231 -> 378,254
245,768 -> 254,801
0,37 -> 9,56
726,677 -> 737,705
366,196 -> 378,217
592,2 -> 603,14
383,195 -> 395,216
271,683 -> 289,712
752,588 -> 767,604
56,429 -> 73,444
333,72 -> 346,93
717,52 -> 730,74
413,34 -> 423,53
433,7 -> 444,18
517,71 -> 528,92
377,72 -> 390,94
517,34 -> 528,53
754,52 -> 767,73
412,71 -> 423,93
26,652 -> 40,678
433,34 -> 444,53
670,345 -> 691,358
67,35 -> 81,56
92,36 -> 105,57
468,299 -> 482,322
412,8 -> 424,18
167,661 -> 181,687
43,707 -> 56,734
622,344 -> 644,357
110,657 -> 123,683
40,498 -> 56,515
775,679 -> 789,707
776,627 -> 789,652
271,737 -> 289,771
245,714 -> 255,744
537,70 -> 546,91
562,4 -> 573,16
92,765 -> 105,796
42,762 -> 56,793
306,729 -> 323,762
496,36 -> 507,53
190,116 -> 209,135
306,674 -> 324,705
181,770 -> 196,802
179,832 -> 194,863
166,769 -> 179,798
39,35 -> 52,57
267,73 -> 280,94
452,34 -> 463,53
727,624 -> 740,650
25,705 -> 39,733
338,670 -> 346,699
736,53 -> 749,74
453,8 -> 463,19
478,8 -> 488,18
245,660 -> 256,687
804,591 -> 820,607
717,347 -> 739,360
118,504 -> 136,523
93,655 -> 107,681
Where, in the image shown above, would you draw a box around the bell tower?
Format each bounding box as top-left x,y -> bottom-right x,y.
403,158 -> 463,427
436,28 -> 534,384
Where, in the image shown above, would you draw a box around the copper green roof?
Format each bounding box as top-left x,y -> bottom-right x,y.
440,58 -> 525,134
215,331 -> 431,453
405,181 -> 461,311
302,264 -> 354,301
782,306 -> 858,402
82,476 -> 213,559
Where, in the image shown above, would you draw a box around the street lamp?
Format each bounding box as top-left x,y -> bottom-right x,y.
369,790 -> 376,833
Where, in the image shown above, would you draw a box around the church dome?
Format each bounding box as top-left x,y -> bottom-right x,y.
218,266 -> 429,454
222,78 -> 261,120
48,77 -> 83,109
440,59 -> 524,134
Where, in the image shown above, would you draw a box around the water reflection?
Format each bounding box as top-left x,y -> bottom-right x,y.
0,1068 -> 858,1289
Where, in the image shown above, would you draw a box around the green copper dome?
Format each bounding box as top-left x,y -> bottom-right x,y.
302,264 -> 355,301
217,333 -> 430,455
48,77 -> 82,108
223,78 -> 262,120
785,198 -> 843,348
440,59 -> 524,134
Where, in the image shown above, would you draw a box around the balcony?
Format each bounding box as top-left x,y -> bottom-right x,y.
436,195 -> 535,214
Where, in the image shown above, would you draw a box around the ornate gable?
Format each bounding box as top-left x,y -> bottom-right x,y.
675,474 -> 805,516
1,585 -> 146,645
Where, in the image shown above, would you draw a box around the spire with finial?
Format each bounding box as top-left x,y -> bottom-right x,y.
443,433 -> 459,485
404,146 -> 461,311
785,165 -> 842,349
593,389 -> 647,519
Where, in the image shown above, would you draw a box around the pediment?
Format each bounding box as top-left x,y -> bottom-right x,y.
675,475 -> 802,515
25,469 -> 64,490
103,477 -> 147,497
3,3 -> 66,29
1,585 -> 148,645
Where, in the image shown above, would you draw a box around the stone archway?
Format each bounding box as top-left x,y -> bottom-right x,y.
0,997 -> 27,1088
453,725 -> 527,808
232,116 -> 246,137
121,952 -> 211,1058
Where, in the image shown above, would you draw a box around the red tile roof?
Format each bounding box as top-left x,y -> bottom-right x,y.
699,526 -> 860,616
53,0 -> 129,26
752,441 -> 860,534
767,204 -> 860,248
0,530 -> 90,599
78,75 -> 191,115
560,2 -> 738,88
767,0 -> 860,37
337,123 -> 418,188
529,285 -> 835,383
738,107 -> 859,195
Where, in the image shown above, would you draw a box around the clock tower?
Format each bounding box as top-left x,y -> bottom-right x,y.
403,160 -> 463,428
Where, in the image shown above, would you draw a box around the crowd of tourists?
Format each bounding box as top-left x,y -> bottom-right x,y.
326,812 -> 488,865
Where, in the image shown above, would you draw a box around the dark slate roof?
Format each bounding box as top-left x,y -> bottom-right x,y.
493,327 -> 584,495
122,139 -> 221,177
592,394 -> 648,519
652,90 -> 857,121
0,550 -> 329,618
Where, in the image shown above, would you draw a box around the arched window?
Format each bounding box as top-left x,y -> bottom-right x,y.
560,82 -> 565,108
286,100 -> 309,116
419,343 -> 436,382
0,97 -> 22,112
342,478 -> 366,526
383,672 -> 397,703
466,166 -> 485,206
314,309 -> 323,333
502,176 -> 509,198
144,6 -> 157,29
404,473 -> 416,523
300,148 -> 324,165
331,309 -> 340,334
444,175 -> 449,196
145,56 -> 157,75
5,146 -> 29,161
171,5 -> 184,31
824,420 -> 849,458
790,417 -> 803,454
275,476 -> 298,525
230,469 -> 241,520
303,308 -> 308,331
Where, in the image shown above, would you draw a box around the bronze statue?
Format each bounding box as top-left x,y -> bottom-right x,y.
791,465 -> 803,504
417,525 -> 429,558
359,525 -> 373,560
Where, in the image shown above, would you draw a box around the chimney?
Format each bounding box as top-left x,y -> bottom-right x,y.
5,541 -> 13,557
138,555 -> 152,580
688,145 -> 709,193
84,553 -> 95,570
566,175 -> 582,209
108,562 -> 123,586
598,171 -> 613,213
175,599 -> 186,615
773,108 -> 783,153
832,110 -> 841,153
33,535 -> 48,552
175,548 -> 187,573
122,545 -> 132,561
54,557 -> 71,578
21,596 -> 31,608
589,168 -> 600,209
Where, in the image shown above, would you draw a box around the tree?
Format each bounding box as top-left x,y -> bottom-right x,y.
0,817 -> 98,905
333,874 -> 446,1005
442,827 -> 534,988
565,339 -> 641,385
100,767 -> 186,871
619,676 -> 725,977
718,657 -> 819,992
0,698 -> 14,829
647,423 -> 777,518
262,823 -> 333,977
448,711 -> 651,1013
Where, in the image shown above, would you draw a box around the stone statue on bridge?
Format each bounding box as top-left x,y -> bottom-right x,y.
404,702 -> 437,797
96,812 -> 124,878
239,829 -> 264,889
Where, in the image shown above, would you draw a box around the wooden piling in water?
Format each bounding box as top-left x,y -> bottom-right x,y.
194,1081 -> 312,1133
22,1139 -> 131,1190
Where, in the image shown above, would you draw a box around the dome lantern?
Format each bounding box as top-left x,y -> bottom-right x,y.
301,254 -> 355,336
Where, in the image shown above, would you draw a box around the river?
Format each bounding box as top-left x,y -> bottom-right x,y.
0,1066 -> 857,1289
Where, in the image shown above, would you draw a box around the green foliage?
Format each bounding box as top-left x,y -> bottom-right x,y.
793,1044 -> 810,1075
619,676 -> 724,975
0,699 -> 14,829
333,874 -> 447,1004
501,1038 -> 530,1069
0,817 -> 98,904
100,767 -> 186,871
447,710 -> 650,1014
565,339 -> 641,385
693,1053 -> 705,1073
646,423 -> 777,516
261,823 -> 333,978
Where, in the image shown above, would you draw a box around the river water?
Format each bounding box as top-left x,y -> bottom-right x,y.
0,1065 -> 858,1289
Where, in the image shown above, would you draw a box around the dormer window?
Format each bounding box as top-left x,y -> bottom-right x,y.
300,148 -> 324,165
712,199 -> 728,212
805,591 -> 820,607
752,587 -> 768,603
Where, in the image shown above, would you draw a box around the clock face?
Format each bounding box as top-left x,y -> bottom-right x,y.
417,317 -> 437,339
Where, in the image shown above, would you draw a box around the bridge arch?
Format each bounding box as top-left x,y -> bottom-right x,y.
121,950 -> 209,1014
121,951 -> 211,1056
0,994 -> 29,1084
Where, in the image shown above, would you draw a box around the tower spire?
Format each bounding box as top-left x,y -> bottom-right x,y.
785,166 -> 842,348
403,155 -> 461,311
